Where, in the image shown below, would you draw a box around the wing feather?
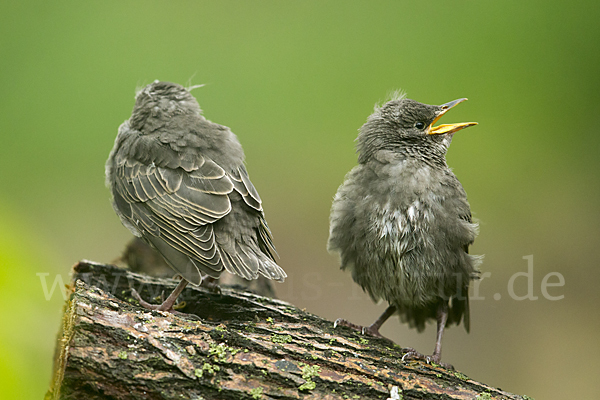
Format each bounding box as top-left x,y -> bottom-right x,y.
112,151 -> 235,278
231,166 -> 262,211
109,124 -> 285,284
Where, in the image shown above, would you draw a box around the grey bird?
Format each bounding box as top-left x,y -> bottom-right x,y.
106,81 -> 286,311
328,94 -> 481,364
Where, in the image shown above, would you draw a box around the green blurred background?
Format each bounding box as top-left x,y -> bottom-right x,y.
1,1 -> 599,398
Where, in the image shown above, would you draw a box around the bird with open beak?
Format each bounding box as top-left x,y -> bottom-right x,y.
328,94 -> 481,365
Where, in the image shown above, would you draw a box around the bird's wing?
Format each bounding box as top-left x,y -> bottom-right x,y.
111,128 -> 284,283
230,165 -> 278,260
112,145 -> 234,284
229,164 -> 262,211
439,174 -> 476,331
458,200 -> 473,331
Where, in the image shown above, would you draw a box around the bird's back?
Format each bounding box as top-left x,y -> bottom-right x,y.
106,81 -> 285,286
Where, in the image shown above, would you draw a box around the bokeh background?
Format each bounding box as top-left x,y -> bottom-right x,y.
1,1 -> 599,399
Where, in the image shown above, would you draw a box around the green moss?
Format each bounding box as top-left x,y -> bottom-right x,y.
249,387 -> 263,399
522,396 -> 535,400
117,351 -> 127,360
476,394 -> 492,400
299,363 -> 320,379
347,336 -> 369,345
209,343 -> 228,363
208,342 -> 241,362
298,363 -> 320,391
298,381 -> 316,391
195,362 -> 221,378
214,325 -> 226,332
454,371 -> 469,380
266,317 -> 274,324
271,334 -> 293,344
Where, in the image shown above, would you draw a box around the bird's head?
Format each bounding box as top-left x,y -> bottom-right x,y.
356,95 -> 477,165
130,81 -> 203,132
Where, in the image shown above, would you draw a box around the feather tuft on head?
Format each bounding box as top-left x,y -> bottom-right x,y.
373,89 -> 407,113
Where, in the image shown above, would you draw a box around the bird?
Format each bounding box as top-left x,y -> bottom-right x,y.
105,81 -> 286,312
328,93 -> 481,364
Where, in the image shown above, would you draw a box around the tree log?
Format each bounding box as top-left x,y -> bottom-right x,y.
46,261 -> 523,400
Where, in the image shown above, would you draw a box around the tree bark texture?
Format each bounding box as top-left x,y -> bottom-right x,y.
46,261 -> 524,400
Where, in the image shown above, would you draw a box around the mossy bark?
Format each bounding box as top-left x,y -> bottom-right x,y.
46,261 -> 523,400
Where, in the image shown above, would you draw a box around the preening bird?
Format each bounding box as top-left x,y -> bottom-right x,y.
106,81 -> 286,311
328,94 -> 481,364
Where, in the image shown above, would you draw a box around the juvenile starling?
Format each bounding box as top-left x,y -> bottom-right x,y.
106,81 -> 286,311
328,94 -> 481,363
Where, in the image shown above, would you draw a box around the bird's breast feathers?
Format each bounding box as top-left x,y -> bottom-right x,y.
332,159 -> 470,250
368,194 -> 440,243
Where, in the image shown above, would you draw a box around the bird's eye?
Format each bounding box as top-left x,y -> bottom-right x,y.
415,122 -> 426,130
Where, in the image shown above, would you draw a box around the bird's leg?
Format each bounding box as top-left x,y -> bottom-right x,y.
157,278 -> 189,311
432,300 -> 449,362
401,301 -> 453,369
131,278 -> 189,312
334,305 -> 396,338
363,305 -> 396,336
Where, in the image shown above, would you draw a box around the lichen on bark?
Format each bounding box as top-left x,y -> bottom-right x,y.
46,261 -> 524,400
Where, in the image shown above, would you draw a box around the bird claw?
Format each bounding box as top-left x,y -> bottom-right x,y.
333,318 -> 363,331
130,288 -> 200,319
131,288 -> 162,310
334,318 -> 384,338
361,325 -> 384,338
130,288 -> 183,313
401,349 -> 453,370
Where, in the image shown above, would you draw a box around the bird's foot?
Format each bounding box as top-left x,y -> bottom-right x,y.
401,348 -> 454,370
131,288 -> 173,311
361,324 -> 384,337
130,288 -> 200,320
333,318 -> 362,331
333,318 -> 384,338
200,276 -> 222,294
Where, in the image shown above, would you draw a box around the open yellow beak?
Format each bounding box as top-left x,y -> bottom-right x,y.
427,98 -> 478,135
